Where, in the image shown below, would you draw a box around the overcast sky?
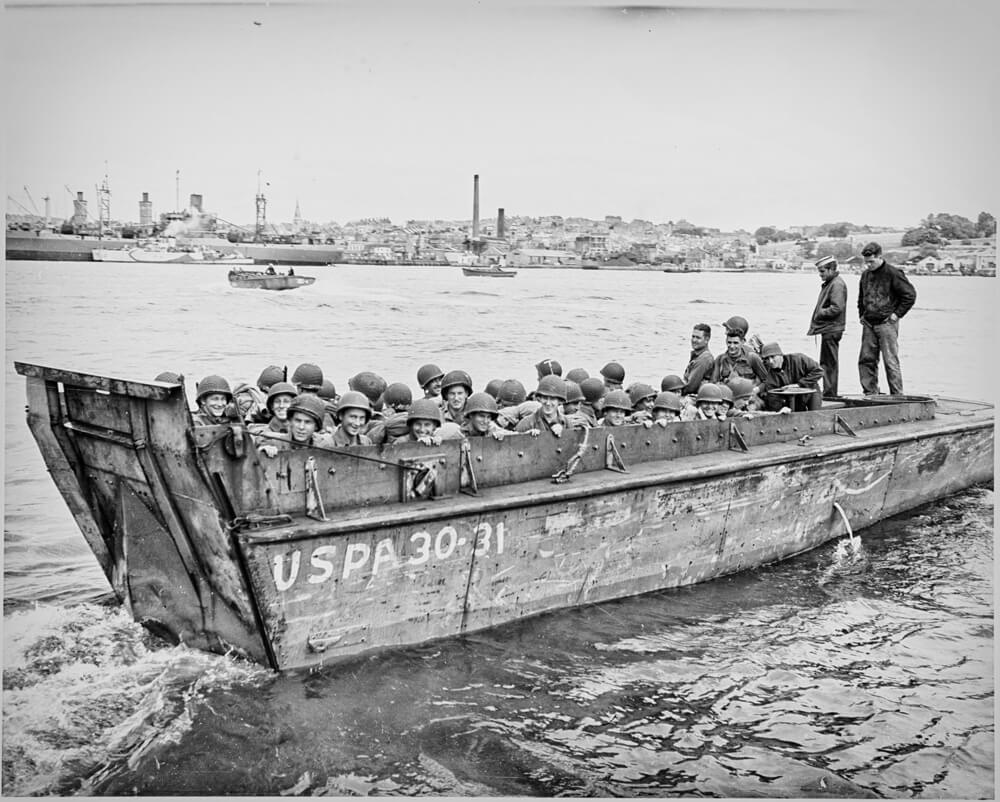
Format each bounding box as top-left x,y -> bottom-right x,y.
4,0 -> 998,231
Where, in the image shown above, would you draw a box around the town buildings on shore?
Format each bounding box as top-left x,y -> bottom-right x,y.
6,197 -> 996,276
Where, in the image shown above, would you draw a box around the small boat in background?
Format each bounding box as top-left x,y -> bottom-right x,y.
462,264 -> 518,278
228,266 -> 315,290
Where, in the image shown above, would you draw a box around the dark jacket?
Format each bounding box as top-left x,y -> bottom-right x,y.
761,352 -> 824,411
808,272 -> 848,335
858,261 -> 916,325
682,347 -> 715,396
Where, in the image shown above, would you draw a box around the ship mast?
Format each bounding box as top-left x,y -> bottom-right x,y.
255,169 -> 267,241
96,164 -> 111,240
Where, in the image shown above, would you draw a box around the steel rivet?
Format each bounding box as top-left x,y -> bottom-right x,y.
517,451 -> 524,457
556,447 -> 562,453
645,440 -> 651,446
776,429 -> 782,434
592,445 -> 599,450
328,468 -> 335,475
696,435 -> 702,441
672,437 -> 678,443
759,430 -> 765,435
476,455 -> 483,462
793,427 -> 798,432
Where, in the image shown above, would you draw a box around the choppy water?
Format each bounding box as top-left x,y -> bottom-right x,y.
4,262 -> 994,796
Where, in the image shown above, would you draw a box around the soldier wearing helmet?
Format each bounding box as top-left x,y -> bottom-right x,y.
439,370 -> 473,426
462,392 -> 507,440
711,329 -> 768,389
291,363 -> 324,395
232,381 -> 267,423
367,382 -> 414,444
627,383 -> 657,423
644,391 -> 683,428
256,365 -> 285,393
248,381 -> 297,436
690,382 -> 726,420
598,389 -> 632,428
496,379 -> 539,431
725,376 -> 761,417
416,363 -> 445,401
682,324 -> 715,397
535,359 -> 563,379
331,391 -> 374,446
565,368 -> 589,385
577,377 -> 606,427
660,374 -> 684,393
484,378 -> 504,400
192,375 -> 237,425
397,398 -> 443,446
257,393 -> 335,457
516,375 -> 571,437
600,361 -> 626,392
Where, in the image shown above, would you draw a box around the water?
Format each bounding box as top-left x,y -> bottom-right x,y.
4,262 -> 994,796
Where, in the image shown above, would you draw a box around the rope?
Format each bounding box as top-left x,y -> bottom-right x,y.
254,429 -> 426,471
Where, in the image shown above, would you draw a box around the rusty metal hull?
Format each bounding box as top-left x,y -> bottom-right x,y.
14,362 -> 993,671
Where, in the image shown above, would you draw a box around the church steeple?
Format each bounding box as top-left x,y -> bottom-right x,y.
293,199 -> 302,231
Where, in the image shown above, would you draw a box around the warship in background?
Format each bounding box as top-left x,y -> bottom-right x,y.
5,179 -> 344,266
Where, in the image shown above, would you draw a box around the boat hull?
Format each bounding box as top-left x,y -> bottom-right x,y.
12,361 -> 994,671
462,266 -> 517,277
228,271 -> 316,290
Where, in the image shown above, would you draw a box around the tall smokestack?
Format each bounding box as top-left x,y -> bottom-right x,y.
139,192 -> 152,227
497,207 -> 505,239
472,174 -> 480,243
72,192 -> 87,229
189,193 -> 203,213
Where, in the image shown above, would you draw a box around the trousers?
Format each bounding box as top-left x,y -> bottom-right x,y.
858,319 -> 902,395
819,332 -> 842,398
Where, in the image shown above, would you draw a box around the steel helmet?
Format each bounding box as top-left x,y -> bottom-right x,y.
760,342 -> 783,359
660,374 -> 684,392
287,393 -> 326,426
602,389 -> 633,413
535,375 -> 568,402
318,379 -> 338,400
349,371 -> 387,404
696,382 -> 724,403
600,361 -> 626,383
579,377 -> 606,404
416,363 -> 444,389
257,364 -> 285,391
335,390 -> 372,422
266,381 -> 297,409
497,379 -> 527,406
727,377 -> 754,400
722,316 -> 749,337
195,375 -> 233,403
465,392 -> 499,417
440,369 -> 473,397
628,383 -> 657,409
718,384 -> 735,406
291,362 -> 323,389
484,378 -> 504,399
566,368 -> 590,385
407,398 -> 442,425
154,371 -> 182,384
564,380 -> 585,405
535,358 -> 563,377
383,382 -> 413,408
653,391 -> 683,413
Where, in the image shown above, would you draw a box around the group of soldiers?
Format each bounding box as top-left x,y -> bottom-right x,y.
162,317 -> 823,455
165,246 -> 918,455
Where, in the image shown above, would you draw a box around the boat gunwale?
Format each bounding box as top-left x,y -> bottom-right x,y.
237,410 -> 993,546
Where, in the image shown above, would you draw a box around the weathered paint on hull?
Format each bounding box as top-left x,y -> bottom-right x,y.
13,361 -> 994,672
228,274 -> 316,291
238,425 -> 992,670
6,234 -> 131,261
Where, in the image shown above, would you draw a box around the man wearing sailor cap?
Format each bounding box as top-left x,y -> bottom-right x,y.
807,255 -> 848,398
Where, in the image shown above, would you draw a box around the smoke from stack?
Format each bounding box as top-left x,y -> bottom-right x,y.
497,208 -> 505,239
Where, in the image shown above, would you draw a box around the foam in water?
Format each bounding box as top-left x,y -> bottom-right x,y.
2,602 -> 273,795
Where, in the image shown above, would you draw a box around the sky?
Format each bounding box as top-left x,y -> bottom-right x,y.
3,0 -> 999,232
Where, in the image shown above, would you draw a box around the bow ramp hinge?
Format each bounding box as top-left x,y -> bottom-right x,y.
552,428 -> 590,484
605,434 -> 627,473
834,414 -> 858,437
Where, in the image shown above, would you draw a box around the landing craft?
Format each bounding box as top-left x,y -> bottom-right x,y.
13,361 -> 995,671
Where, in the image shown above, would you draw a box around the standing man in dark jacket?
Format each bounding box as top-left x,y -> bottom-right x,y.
681,323 -> 714,396
807,255 -> 848,398
857,242 -> 917,395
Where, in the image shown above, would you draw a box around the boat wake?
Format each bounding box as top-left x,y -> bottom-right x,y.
2,603 -> 272,796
